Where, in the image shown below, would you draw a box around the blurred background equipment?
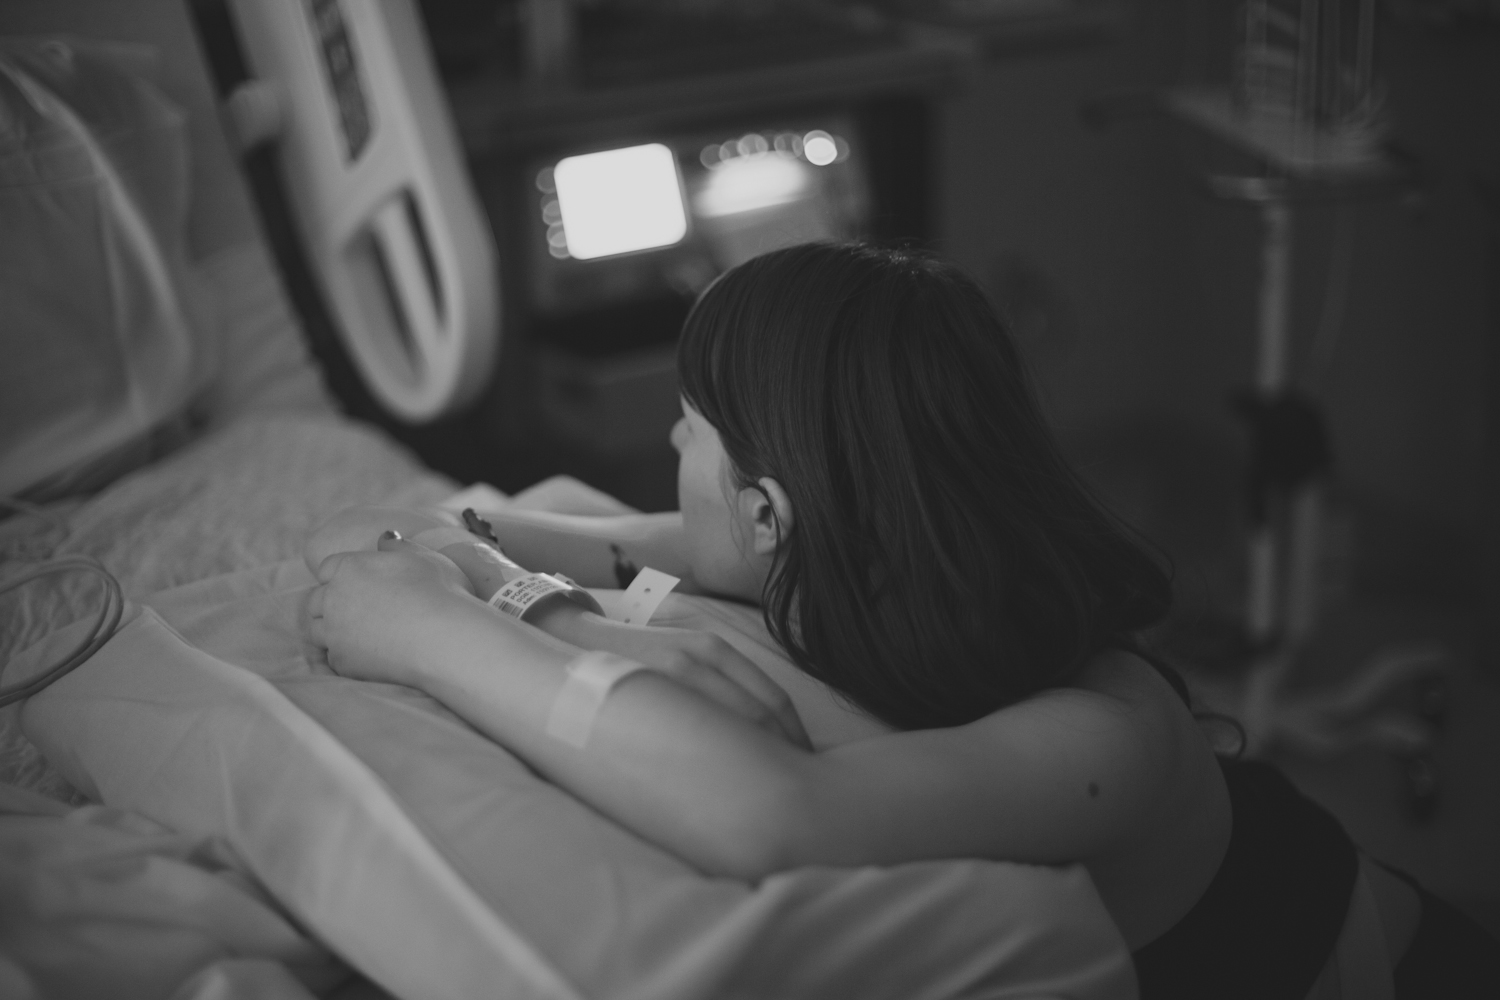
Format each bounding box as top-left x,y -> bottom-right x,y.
221,0 -> 500,424
1170,0 -> 1387,175
524,121 -> 866,327
195,0 -> 973,510
1087,0 -> 1455,816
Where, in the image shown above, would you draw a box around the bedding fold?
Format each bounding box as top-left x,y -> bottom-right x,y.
19,561 -> 1137,1000
0,779 -> 345,1000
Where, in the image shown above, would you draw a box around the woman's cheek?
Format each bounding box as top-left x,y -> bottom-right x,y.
682,500 -> 749,598
676,494 -> 726,592
677,495 -> 712,573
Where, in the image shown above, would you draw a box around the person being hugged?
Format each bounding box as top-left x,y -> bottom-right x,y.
309,242 -> 1484,997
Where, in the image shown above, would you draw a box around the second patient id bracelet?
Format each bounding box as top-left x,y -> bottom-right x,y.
409,524 -> 605,623
487,572 -> 604,622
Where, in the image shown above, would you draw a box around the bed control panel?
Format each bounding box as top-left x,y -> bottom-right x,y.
306,0 -> 372,162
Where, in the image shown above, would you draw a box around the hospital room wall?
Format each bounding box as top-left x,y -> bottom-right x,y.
932,0 -> 1498,646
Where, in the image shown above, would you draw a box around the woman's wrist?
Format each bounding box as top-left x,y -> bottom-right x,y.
524,604 -> 679,674
526,601 -> 614,651
396,603 -> 580,740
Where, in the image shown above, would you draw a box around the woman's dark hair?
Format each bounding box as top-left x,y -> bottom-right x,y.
677,242 -> 1175,731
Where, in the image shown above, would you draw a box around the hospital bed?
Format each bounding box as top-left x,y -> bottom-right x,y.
0,3 -> 1135,998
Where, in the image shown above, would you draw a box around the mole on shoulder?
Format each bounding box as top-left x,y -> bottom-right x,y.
1088,782 -> 1100,798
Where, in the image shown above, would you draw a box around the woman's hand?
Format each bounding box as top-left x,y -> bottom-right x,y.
639,627 -> 813,750
307,539 -> 475,687
529,604 -> 810,749
304,505 -> 460,577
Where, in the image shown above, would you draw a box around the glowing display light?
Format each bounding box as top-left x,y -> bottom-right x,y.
802,130 -> 837,166
695,154 -> 810,218
553,144 -> 688,259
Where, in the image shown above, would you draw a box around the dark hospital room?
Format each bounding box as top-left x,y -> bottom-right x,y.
1,1 -> 1498,997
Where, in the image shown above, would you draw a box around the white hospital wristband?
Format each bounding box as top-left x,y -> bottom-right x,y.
545,651 -> 648,748
487,572 -> 604,621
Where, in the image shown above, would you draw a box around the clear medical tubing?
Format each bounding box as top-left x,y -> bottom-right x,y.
0,556 -> 124,708
0,497 -> 126,707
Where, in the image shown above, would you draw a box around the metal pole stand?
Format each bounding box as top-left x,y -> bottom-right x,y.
1077,75 -> 1444,817
1210,171 -> 1447,820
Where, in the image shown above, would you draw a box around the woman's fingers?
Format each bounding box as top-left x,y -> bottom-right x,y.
664,660 -> 785,737
306,612 -> 327,649
694,639 -> 807,743
376,529 -> 410,552
768,701 -> 811,750
759,696 -> 811,749
657,651 -> 810,749
666,633 -> 811,749
305,506 -> 453,575
315,550 -> 351,583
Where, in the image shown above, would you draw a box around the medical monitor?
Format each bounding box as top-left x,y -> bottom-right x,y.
524,116 -> 869,324
550,143 -> 688,260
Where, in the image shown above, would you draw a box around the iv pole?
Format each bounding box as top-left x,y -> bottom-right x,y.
1218,173 -> 1443,768
1085,0 -> 1447,815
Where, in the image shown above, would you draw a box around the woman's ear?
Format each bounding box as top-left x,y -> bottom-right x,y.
741,477 -> 794,557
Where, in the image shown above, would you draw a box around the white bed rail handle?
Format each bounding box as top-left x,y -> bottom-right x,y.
343,189 -> 448,392
225,0 -> 498,422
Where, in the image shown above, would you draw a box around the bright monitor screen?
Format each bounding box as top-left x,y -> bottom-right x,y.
552,144 -> 688,260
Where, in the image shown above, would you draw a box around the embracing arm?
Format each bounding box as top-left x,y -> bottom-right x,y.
310,548 -> 805,877
311,548 -> 1184,882
419,611 -> 1171,875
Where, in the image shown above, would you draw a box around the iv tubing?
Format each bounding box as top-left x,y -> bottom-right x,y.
0,554 -> 124,708
0,494 -> 125,710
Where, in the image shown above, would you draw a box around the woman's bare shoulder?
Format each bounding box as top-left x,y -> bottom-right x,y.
1069,647 -> 1178,702
1061,648 -> 1200,751
973,648 -> 1221,853
987,650 -> 1189,749
805,648 -> 1212,876
1068,652 -> 1233,946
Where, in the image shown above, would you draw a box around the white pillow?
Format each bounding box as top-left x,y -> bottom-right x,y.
193,240 -> 333,428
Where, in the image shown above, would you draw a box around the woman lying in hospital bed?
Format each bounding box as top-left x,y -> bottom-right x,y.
306,242 -> 1499,998
0,32 -> 1130,999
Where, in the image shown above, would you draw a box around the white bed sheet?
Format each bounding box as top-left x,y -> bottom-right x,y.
0,242 -> 458,801
15,560 -> 1136,1000
0,781 -> 349,1000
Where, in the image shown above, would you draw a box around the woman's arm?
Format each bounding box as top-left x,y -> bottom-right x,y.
477,508 -> 702,592
310,546 -> 805,878
305,515 -> 810,746
304,503 -> 701,593
303,505 -> 459,575
310,548 -> 1185,883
